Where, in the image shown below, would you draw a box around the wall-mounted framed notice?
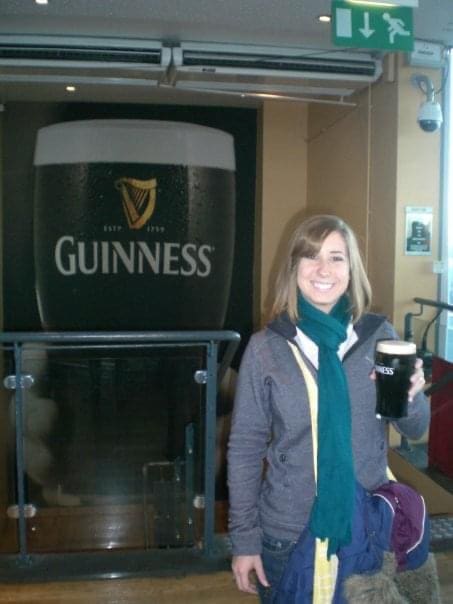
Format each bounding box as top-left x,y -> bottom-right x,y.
405,206 -> 432,256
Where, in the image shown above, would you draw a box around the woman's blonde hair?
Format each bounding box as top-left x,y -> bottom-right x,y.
270,215 -> 371,323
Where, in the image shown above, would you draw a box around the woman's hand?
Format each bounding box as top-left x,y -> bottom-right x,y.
408,357 -> 425,402
232,554 -> 270,594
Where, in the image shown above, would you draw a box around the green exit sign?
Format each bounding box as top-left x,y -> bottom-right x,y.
332,1 -> 414,51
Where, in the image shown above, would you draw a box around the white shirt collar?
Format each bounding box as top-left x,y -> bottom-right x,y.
295,323 -> 358,369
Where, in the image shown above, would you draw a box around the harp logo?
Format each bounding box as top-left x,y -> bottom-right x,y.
115,177 -> 157,230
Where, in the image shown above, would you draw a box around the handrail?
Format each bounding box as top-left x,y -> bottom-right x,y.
425,371 -> 453,397
404,298 -> 453,342
0,330 -> 241,344
0,329 -> 240,387
3,329 -> 241,569
413,298 -> 453,313
403,298 -> 453,397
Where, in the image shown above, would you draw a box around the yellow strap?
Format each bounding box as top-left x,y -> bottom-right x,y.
288,342 -> 337,604
387,466 -> 397,481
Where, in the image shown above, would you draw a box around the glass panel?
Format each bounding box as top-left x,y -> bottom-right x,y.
443,58 -> 453,365
14,343 -> 205,554
0,345 -> 18,554
441,50 -> 453,360
449,243 -> 453,307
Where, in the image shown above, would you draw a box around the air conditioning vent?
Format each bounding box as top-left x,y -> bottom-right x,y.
0,35 -> 171,91
0,36 -> 383,103
173,42 -> 383,98
181,50 -> 378,78
0,44 -> 163,65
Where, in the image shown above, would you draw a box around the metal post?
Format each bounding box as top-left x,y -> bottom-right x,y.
13,342 -> 29,560
185,423 -> 195,544
203,340 -> 218,557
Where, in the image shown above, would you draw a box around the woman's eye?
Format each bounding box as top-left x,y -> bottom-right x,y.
332,255 -> 345,262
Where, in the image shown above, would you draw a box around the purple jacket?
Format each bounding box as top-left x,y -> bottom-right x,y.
373,481 -> 427,571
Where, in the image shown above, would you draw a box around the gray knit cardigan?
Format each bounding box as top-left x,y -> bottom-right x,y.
227,312 -> 430,556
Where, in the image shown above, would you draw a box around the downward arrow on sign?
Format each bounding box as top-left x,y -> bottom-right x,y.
359,12 -> 375,38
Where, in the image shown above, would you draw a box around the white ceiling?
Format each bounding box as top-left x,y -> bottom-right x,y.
0,0 -> 451,106
1,0 -> 452,48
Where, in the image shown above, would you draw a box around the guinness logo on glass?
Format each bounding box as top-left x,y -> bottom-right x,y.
33,120 -> 236,330
115,176 -> 157,230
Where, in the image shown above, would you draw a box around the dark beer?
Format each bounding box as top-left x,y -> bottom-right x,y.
375,340 -> 417,419
33,120 -> 236,330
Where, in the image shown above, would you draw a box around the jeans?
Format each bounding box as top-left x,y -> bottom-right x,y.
257,533 -> 297,603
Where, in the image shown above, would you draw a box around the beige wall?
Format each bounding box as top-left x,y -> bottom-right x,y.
369,65 -> 399,320
307,90 -> 370,262
258,101 -> 308,325
370,58 -> 441,334
257,58 -> 442,337
393,60 -> 441,337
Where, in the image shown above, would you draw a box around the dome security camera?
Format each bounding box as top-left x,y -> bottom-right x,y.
411,74 -> 443,133
417,99 -> 443,133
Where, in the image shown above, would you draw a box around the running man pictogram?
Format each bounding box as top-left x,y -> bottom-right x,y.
382,12 -> 411,44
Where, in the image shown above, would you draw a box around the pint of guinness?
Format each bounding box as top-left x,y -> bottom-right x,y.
33,120 -> 236,330
375,340 -> 417,419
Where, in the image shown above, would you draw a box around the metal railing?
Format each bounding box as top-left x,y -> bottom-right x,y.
0,330 -> 240,581
404,297 -> 453,396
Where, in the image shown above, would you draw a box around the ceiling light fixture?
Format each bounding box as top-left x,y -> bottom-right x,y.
346,1 -> 418,7
35,0 -> 49,5
318,15 -> 332,23
66,85 -> 76,92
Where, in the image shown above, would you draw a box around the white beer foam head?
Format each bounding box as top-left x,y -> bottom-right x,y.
376,340 -> 416,355
33,120 -> 235,171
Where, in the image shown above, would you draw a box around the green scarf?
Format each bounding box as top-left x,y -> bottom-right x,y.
296,293 -> 355,558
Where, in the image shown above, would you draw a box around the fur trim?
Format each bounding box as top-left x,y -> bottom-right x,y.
344,554 -> 407,603
394,553 -> 442,604
344,552 -> 442,604
344,571 -> 408,603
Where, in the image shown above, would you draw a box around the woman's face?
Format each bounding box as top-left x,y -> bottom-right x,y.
297,230 -> 350,313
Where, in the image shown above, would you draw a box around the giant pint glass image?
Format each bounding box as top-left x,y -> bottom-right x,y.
374,340 -> 417,419
33,120 -> 236,330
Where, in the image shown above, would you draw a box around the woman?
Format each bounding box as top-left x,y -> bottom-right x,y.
227,215 -> 429,602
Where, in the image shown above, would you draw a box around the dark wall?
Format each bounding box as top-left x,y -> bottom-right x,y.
2,102 -> 257,363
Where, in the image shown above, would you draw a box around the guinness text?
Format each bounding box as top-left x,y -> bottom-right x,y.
55,236 -> 213,277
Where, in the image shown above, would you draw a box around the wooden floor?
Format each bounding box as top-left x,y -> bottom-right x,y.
0,551 -> 451,604
0,571 -> 250,604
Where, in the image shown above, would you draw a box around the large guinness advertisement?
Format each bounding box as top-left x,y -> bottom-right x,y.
33,120 -> 236,330
2,104 -> 255,532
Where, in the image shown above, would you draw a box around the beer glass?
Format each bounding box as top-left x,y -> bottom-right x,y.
375,340 -> 417,419
33,120 -> 236,330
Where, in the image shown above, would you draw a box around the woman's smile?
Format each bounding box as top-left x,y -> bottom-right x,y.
311,281 -> 334,291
